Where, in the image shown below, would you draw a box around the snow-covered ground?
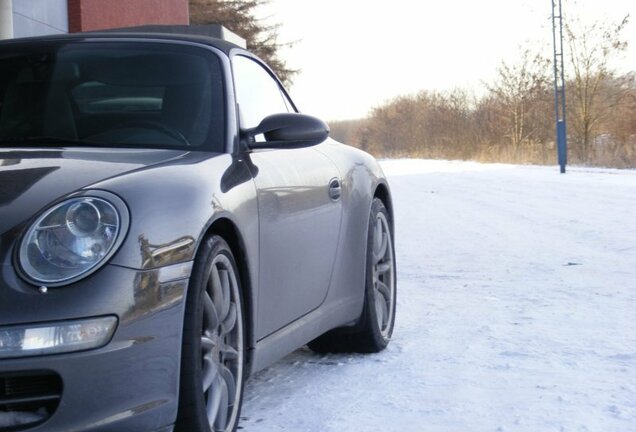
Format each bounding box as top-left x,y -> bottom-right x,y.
241,159 -> 636,432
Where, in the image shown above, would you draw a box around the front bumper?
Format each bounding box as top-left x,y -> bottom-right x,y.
0,263 -> 191,432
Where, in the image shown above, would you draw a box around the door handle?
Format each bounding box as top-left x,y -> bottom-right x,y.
328,178 -> 342,201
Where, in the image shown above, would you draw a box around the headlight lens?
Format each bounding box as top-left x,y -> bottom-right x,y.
19,196 -> 123,285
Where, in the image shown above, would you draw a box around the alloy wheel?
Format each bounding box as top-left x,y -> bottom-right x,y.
201,253 -> 244,432
371,211 -> 395,338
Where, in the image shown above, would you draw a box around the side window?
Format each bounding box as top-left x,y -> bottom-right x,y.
232,55 -> 289,129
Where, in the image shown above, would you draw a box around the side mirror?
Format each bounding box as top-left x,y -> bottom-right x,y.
243,113 -> 330,149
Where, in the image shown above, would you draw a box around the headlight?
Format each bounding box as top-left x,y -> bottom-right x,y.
18,193 -> 128,286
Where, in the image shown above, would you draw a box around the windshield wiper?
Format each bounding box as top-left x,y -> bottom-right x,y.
0,136 -> 110,148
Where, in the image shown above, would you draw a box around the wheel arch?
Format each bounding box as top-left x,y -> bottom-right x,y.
374,181 -> 394,232
200,216 -> 256,373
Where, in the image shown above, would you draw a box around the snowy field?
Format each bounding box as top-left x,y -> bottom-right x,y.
241,159 -> 636,432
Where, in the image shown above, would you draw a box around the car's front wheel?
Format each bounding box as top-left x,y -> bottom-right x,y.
176,235 -> 245,432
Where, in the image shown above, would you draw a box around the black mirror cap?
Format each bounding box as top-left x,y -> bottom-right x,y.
246,113 -> 330,149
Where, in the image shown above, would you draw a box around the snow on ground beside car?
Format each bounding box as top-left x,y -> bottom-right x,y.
240,159 -> 636,432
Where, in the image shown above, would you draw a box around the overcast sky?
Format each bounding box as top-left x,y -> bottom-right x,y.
264,0 -> 635,121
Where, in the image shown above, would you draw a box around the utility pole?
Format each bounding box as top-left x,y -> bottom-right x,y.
551,0 -> 567,173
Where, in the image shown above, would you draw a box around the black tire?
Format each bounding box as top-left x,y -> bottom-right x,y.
175,235 -> 245,432
308,198 -> 396,353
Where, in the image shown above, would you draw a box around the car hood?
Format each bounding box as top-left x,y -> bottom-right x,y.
0,147 -> 188,235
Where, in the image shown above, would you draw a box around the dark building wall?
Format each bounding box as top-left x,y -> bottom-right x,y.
68,0 -> 189,33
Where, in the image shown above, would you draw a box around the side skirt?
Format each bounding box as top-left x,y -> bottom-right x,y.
248,296 -> 362,374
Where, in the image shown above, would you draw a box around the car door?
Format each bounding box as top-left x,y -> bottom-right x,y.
232,55 -> 342,339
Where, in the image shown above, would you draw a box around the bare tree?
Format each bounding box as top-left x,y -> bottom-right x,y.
487,49 -> 551,157
564,12 -> 630,161
594,73 -> 636,167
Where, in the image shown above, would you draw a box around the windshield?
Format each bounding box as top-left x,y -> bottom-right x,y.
0,41 -> 225,150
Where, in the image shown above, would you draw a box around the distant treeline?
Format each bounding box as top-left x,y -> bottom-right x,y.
330,15 -> 636,168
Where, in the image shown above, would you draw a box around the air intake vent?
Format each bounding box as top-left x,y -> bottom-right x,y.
0,372 -> 62,431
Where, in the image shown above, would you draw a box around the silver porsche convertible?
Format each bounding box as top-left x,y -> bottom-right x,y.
0,25 -> 396,432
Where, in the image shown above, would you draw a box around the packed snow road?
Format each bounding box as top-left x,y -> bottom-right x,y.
240,160 -> 636,432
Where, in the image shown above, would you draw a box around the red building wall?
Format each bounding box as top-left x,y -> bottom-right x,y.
68,0 -> 189,33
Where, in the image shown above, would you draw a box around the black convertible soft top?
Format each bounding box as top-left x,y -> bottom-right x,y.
0,24 -> 247,55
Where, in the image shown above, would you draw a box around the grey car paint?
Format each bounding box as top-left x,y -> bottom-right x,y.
250,146 -> 342,339
0,32 -> 392,432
